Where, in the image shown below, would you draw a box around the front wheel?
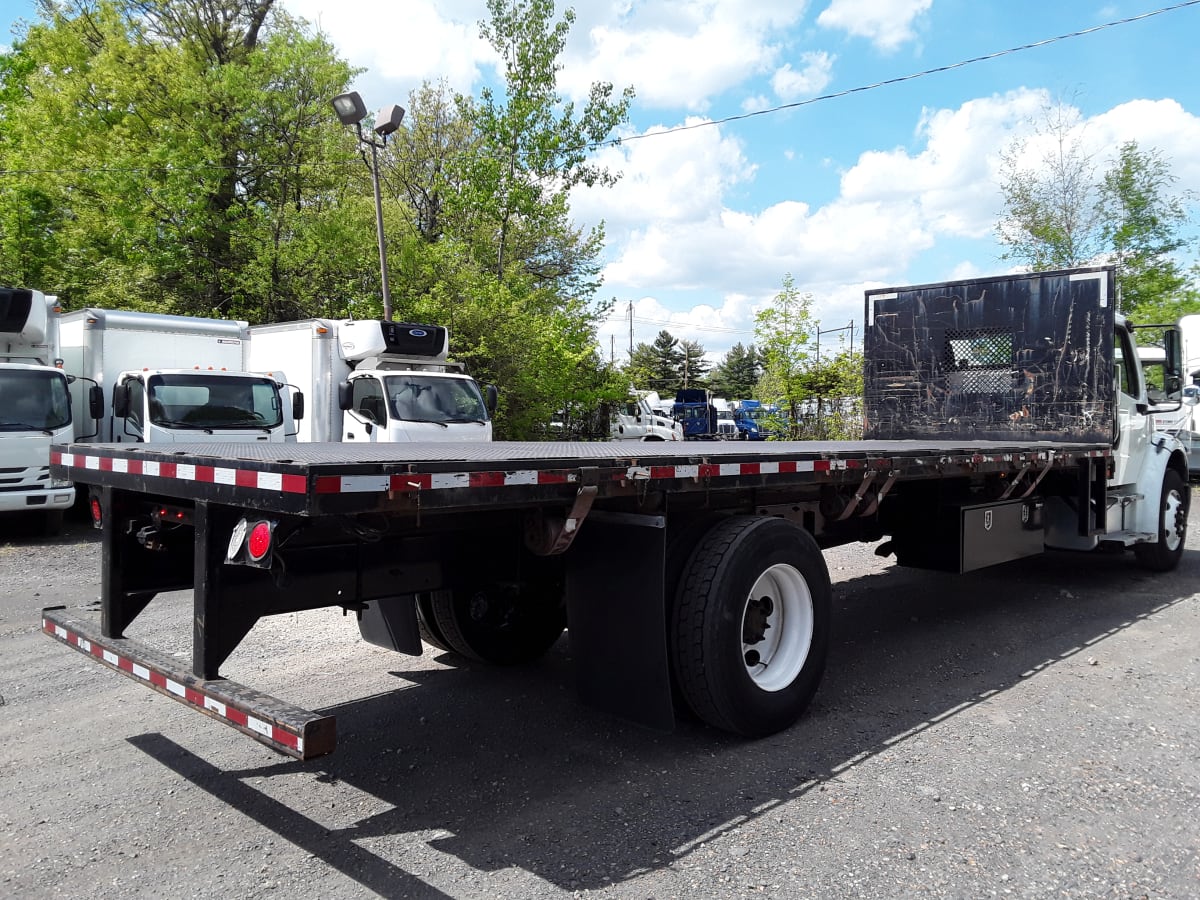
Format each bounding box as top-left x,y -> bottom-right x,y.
671,516 -> 831,736
1133,468 -> 1189,571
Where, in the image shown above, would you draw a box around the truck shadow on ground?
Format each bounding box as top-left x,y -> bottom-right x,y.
129,547 -> 1198,897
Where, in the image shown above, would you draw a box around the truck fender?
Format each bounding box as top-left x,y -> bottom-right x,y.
1130,437 -> 1189,537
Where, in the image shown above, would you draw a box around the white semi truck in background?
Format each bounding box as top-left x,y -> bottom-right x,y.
247,318 -> 494,443
0,287 -> 75,533
60,309 -> 300,445
610,390 -> 683,442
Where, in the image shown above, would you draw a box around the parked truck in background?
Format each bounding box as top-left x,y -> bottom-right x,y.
42,266 -> 1191,759
610,391 -> 683,441
0,287 -> 75,533
59,309 -> 298,445
247,319 -> 494,444
673,387 -> 718,439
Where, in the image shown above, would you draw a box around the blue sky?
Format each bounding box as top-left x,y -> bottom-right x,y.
4,1 -> 1200,364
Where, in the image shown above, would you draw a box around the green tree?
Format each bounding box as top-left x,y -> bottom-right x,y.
0,0 -> 356,317
996,102 -> 1102,270
996,106 -> 1197,321
626,330 -> 684,393
679,338 -> 709,388
450,0 -> 633,281
1098,141 -> 1199,322
707,342 -> 760,398
755,274 -> 814,434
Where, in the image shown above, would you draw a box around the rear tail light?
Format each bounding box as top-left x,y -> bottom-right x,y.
247,521 -> 273,562
90,495 -> 103,529
225,517 -> 276,568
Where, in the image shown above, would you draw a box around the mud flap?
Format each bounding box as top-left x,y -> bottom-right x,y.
565,511 -> 674,730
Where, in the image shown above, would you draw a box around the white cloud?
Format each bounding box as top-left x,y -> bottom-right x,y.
816,0 -> 932,52
284,0 -> 493,100
771,52 -> 835,101
576,85 -> 1200,361
286,1 -> 816,112
564,1 -> 811,110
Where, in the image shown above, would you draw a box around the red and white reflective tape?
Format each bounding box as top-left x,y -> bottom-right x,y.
52,448 -> 1085,497
53,451 -> 307,494
42,616 -> 303,755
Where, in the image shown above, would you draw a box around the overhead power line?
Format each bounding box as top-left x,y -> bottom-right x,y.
611,0 -> 1200,147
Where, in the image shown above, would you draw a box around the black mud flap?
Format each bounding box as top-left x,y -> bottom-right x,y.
564,512 -> 675,731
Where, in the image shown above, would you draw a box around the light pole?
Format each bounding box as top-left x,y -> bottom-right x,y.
331,91 -> 405,321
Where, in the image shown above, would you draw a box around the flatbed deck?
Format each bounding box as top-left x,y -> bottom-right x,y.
52,439 -> 1111,516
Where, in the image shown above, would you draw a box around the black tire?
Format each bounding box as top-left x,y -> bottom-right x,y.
1133,468 -> 1189,572
431,572 -> 566,665
415,592 -> 451,652
42,509 -> 64,537
672,516 -> 831,737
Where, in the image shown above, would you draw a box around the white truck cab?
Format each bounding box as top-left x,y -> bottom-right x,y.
249,319 -> 495,444
611,393 -> 683,442
0,288 -> 75,533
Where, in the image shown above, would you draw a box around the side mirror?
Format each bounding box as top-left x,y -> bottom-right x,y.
112,384 -> 129,418
484,384 -> 498,415
1163,327 -> 1184,400
292,391 -> 305,420
89,385 -> 104,420
336,381 -> 353,411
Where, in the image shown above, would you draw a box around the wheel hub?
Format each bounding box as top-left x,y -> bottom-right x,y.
740,563 -> 815,692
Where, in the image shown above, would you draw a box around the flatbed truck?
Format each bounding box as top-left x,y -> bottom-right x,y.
41,267 -> 1190,759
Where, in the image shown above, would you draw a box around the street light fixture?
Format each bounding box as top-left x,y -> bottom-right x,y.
331,90 -> 405,321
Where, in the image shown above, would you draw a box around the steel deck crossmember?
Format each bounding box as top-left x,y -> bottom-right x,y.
41,607 -> 335,759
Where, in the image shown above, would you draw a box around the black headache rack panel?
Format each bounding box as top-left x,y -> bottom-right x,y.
865,267 -> 1116,443
51,439 -> 1115,517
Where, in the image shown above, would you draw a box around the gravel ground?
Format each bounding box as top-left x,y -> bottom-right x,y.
1,498 -> 1198,899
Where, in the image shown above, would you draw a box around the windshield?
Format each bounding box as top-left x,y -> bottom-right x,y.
147,374 -> 283,429
384,374 -> 489,423
0,368 -> 71,430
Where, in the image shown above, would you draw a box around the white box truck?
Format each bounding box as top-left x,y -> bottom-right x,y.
0,287 -> 75,533
247,319 -> 494,443
60,309 -> 300,445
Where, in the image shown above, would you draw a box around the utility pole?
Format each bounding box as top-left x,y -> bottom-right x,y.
628,301 -> 634,360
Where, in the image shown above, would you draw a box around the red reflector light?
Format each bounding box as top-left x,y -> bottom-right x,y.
247,521 -> 272,561
90,497 -> 102,525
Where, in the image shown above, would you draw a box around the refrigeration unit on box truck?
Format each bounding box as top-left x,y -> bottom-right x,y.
247,318 -> 494,443
59,308 -> 299,444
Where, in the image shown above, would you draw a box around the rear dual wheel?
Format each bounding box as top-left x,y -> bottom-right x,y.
671,516 -> 831,737
430,562 -> 566,665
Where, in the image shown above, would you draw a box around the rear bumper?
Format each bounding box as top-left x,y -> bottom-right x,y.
41,607 -> 335,759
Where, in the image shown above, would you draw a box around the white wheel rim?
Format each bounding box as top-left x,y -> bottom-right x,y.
741,563 -> 814,692
1164,488 -> 1185,552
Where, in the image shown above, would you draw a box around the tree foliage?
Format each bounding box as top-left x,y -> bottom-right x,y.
707,342 -> 760,398
755,274 -> 814,426
996,104 -> 1198,321
1098,141 -> 1199,322
0,0 -> 634,439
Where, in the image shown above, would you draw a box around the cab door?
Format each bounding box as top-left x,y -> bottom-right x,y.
1111,325 -> 1152,487
343,376 -> 385,442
